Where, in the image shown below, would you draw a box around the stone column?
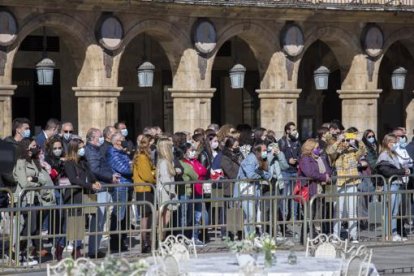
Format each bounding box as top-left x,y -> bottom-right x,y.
169,88 -> 216,132
0,85 -> 16,138
337,89 -> 382,135
73,86 -> 122,138
256,89 -> 301,137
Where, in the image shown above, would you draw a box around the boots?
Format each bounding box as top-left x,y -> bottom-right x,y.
71,247 -> 82,260
55,245 -> 64,261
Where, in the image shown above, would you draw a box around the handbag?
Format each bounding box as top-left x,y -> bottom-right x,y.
293,167 -> 309,204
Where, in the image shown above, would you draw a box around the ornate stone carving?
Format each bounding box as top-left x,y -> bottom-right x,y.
280,23 -> 304,57
0,10 -> 18,47
192,19 -> 217,55
361,23 -> 384,58
96,14 -> 124,51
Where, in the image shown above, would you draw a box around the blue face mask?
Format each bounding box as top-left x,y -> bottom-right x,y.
367,137 -> 375,144
399,137 -> 407,148
22,129 -> 31,138
77,147 -> 85,157
121,129 -> 128,137
98,137 -> 105,146
261,151 -> 268,160
391,143 -> 399,152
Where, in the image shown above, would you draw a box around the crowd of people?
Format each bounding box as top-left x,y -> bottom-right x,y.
1,117 -> 414,265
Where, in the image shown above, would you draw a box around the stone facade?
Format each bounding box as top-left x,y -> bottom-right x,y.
0,1 -> 413,139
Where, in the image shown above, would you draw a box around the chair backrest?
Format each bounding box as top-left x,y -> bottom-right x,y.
47,258 -> 96,276
342,245 -> 373,276
306,233 -> 348,259
160,255 -> 181,276
159,234 -> 197,260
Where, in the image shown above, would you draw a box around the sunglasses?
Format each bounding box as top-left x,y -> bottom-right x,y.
367,135 -> 375,138
63,130 -> 73,133
345,139 -> 351,142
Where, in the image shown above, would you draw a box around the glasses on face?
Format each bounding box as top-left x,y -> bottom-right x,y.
367,135 -> 375,138
64,130 -> 73,134
53,147 -> 62,150
345,139 -> 351,143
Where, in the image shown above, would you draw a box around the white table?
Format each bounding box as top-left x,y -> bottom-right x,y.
180,251 -> 378,276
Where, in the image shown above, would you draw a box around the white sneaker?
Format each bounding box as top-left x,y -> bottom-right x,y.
192,238 -> 205,247
21,256 -> 38,266
392,233 -> 407,242
66,242 -> 74,252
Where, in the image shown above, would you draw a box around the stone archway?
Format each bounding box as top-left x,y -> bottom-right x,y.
378,41 -> 414,138
297,40 -> 342,139
3,12 -> 91,136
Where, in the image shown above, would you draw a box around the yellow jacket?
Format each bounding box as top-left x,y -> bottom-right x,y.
133,153 -> 156,193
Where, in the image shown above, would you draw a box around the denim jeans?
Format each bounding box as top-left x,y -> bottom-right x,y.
88,190 -> 112,254
241,187 -> 261,235
281,171 -> 298,220
384,183 -> 401,235
179,195 -> 189,228
191,195 -> 209,240
333,185 -> 358,239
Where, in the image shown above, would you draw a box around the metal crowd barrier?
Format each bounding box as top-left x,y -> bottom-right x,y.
0,187 -> 14,269
0,183 -> 157,272
2,174 -> 414,271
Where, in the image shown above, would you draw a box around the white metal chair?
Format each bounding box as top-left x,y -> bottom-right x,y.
47,257 -> 96,276
306,233 -> 348,259
158,234 -> 197,261
342,245 -> 373,276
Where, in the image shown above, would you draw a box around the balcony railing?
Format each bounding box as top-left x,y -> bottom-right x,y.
142,0 -> 414,10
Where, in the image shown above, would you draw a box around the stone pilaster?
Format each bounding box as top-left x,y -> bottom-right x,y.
73,86 -> 122,138
169,88 -> 216,132
0,85 -> 16,138
256,89 -> 301,137
337,89 -> 382,135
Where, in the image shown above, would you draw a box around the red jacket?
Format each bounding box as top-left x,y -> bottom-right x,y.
183,158 -> 207,196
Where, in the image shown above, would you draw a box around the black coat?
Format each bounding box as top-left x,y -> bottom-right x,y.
220,149 -> 240,196
375,160 -> 406,179
63,159 -> 96,207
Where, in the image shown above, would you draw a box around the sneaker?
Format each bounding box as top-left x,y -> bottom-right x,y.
392,233 -> 407,242
66,242 -> 73,252
350,237 -> 359,244
192,238 -> 205,247
21,256 -> 38,266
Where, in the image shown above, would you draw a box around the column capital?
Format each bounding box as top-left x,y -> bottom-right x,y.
337,89 -> 382,99
256,89 -> 301,99
169,88 -> 216,99
73,86 -> 123,97
0,85 -> 17,96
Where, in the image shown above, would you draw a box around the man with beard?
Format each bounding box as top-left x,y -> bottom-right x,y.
278,122 -> 301,234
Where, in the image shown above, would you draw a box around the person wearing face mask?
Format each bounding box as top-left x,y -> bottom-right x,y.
331,128 -> 366,243
85,128 -> 119,258
12,138 -> 55,264
183,144 -> 208,245
107,132 -> 133,253
375,133 -> 410,242
60,122 -> 75,155
114,121 -> 135,158
1,118 -> 31,208
44,136 -> 68,260
278,122 -> 301,227
236,142 -> 271,236
392,128 -> 413,179
35,118 -> 60,152
64,138 -> 102,259
298,139 -> 331,241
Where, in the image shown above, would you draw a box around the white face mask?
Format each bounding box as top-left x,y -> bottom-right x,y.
188,150 -> 197,159
211,141 -> 219,150
53,149 -> 63,157
121,129 -> 128,137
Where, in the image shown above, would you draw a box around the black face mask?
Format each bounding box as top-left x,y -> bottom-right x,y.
150,144 -> 156,151
30,147 -> 41,158
289,134 -> 297,141
233,148 -> 240,154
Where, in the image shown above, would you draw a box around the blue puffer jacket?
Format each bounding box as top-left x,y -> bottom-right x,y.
85,143 -> 113,184
108,146 -> 133,189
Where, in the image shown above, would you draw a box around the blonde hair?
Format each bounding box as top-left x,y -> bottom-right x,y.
301,138 -> 318,157
380,133 -> 397,156
217,124 -> 234,142
157,138 -> 176,176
